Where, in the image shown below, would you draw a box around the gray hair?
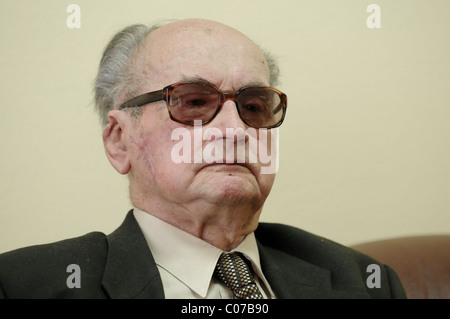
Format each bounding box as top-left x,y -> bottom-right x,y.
93,21 -> 280,127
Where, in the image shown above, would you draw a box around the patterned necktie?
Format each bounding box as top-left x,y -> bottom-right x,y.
214,252 -> 264,299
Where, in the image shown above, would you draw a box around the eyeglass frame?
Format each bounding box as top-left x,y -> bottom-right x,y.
118,81 -> 287,129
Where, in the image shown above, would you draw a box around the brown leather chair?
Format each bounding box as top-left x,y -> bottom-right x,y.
352,235 -> 450,299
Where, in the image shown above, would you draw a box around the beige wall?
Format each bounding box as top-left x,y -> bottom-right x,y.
1,0 -> 449,253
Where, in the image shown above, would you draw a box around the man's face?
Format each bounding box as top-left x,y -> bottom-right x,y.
118,20 -> 276,217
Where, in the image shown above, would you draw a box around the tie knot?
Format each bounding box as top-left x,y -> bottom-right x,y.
214,252 -> 263,299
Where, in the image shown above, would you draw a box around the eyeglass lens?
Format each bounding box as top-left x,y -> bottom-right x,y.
168,83 -> 284,128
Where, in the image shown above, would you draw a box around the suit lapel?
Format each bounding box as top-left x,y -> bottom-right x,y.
102,210 -> 165,299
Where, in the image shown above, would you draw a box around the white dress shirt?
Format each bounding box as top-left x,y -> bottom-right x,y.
133,208 -> 275,299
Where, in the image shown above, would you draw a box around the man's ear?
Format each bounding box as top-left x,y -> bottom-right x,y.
102,110 -> 131,175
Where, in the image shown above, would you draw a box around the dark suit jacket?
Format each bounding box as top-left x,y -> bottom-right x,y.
0,210 -> 406,298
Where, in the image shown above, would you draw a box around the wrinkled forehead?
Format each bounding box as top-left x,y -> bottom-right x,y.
132,20 -> 270,90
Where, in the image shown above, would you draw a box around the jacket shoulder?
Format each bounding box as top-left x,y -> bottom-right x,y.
256,222 -> 352,259
255,223 -> 406,298
0,231 -> 108,298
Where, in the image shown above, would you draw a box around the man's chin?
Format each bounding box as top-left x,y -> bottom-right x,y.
202,175 -> 260,205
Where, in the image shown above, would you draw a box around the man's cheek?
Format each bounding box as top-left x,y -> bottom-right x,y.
247,128 -> 279,175
259,173 -> 276,199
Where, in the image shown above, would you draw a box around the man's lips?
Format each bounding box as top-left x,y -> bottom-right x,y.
199,162 -> 256,175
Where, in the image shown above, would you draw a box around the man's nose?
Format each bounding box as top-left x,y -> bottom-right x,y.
210,100 -> 247,132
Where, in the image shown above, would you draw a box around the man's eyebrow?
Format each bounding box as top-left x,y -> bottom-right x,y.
179,75 -> 211,84
245,81 -> 268,87
179,75 -> 268,88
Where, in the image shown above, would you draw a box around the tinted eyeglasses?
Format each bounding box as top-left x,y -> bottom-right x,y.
119,82 -> 287,129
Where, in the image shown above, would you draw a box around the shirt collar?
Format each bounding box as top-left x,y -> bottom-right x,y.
133,208 -> 271,298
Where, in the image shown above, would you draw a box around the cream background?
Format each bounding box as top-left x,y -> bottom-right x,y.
1,0 -> 449,253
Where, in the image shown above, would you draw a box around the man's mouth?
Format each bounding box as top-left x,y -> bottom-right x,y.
199,162 -> 256,175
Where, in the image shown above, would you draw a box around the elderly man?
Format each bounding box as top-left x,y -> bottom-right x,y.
0,19 -> 405,299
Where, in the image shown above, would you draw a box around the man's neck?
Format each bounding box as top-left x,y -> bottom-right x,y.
132,198 -> 262,251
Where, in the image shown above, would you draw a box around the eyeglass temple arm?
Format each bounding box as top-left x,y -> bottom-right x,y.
272,104 -> 282,115
272,95 -> 287,115
119,90 -> 165,110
